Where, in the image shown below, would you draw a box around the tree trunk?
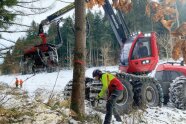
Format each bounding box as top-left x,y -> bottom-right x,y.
96,46 -> 99,66
67,39 -> 69,67
70,0 -> 86,120
89,39 -> 92,67
69,42 -> 72,68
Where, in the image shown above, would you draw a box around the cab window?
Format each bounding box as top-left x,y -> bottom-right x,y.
131,37 -> 151,60
155,71 -> 167,82
169,71 -> 183,81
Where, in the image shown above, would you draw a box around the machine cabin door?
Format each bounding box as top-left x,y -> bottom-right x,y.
128,32 -> 159,74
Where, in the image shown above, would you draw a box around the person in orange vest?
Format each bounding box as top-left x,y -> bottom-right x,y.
15,78 -> 19,88
19,79 -> 23,88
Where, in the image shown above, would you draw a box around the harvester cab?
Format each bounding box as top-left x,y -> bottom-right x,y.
119,32 -> 159,74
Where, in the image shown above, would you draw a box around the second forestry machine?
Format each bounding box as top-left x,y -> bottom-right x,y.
21,3 -> 75,74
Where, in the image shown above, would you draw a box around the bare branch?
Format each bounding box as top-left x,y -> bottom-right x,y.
100,42 -> 112,66
1,21 -> 31,28
57,0 -> 73,3
0,95 -> 7,102
0,30 -> 34,33
158,34 -> 172,60
4,1 -> 55,16
0,37 -> 16,44
0,98 -> 11,106
0,42 -> 8,48
0,46 -> 14,51
10,8 -> 49,16
16,3 -> 54,10
17,0 -> 39,4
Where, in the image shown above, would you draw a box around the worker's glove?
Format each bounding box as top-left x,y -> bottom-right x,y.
90,96 -> 100,107
96,95 -> 101,100
90,97 -> 96,107
90,94 -> 105,107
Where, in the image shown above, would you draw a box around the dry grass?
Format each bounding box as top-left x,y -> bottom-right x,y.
0,106 -> 34,123
60,99 -> 71,108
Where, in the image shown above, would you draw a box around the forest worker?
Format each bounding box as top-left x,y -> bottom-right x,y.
138,42 -> 148,58
19,79 -> 23,88
15,78 -> 19,88
92,69 -> 124,124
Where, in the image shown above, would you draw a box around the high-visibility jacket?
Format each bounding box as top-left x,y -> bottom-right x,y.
15,79 -> 19,84
20,80 -> 23,84
98,73 -> 124,98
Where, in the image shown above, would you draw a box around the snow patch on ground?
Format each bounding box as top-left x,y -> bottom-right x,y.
0,65 -> 186,124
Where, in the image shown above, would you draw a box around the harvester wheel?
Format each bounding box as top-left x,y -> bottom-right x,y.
63,77 -> 94,100
169,76 -> 186,109
140,82 -> 160,107
116,78 -> 134,114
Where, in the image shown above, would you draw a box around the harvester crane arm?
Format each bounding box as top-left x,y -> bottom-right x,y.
38,0 -> 130,47
38,2 -> 75,45
37,0 -> 130,47
38,2 -> 75,35
102,0 -> 130,47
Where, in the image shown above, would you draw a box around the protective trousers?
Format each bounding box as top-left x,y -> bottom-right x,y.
103,89 -> 123,124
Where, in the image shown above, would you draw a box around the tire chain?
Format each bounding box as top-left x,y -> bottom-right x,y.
63,78 -> 95,100
169,76 -> 186,109
63,72 -> 164,108
116,72 -> 164,107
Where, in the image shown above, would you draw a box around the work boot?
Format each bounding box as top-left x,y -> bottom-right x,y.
116,118 -> 122,122
114,115 -> 122,122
